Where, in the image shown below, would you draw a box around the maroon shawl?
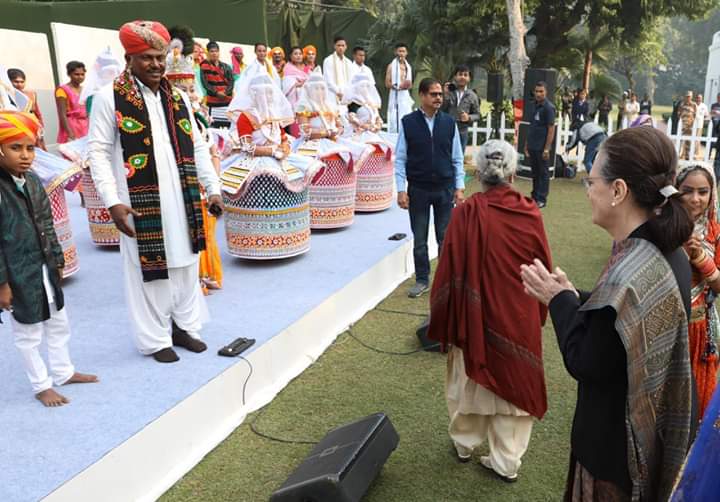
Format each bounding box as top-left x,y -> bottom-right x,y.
427,185 -> 551,418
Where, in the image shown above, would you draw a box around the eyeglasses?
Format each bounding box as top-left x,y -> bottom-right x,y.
428,92 -> 443,97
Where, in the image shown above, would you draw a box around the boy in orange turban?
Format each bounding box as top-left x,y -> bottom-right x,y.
0,111 -> 97,406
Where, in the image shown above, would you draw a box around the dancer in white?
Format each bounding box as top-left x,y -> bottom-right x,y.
385,43 -> 414,133
88,20 -> 222,363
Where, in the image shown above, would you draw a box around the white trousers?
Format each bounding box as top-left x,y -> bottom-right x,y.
123,256 -> 206,355
12,302 -> 75,394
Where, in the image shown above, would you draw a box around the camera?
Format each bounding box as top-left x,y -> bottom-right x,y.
447,82 -> 457,93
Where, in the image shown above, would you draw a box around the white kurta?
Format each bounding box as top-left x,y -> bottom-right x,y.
322,53 -> 356,99
353,63 -> 375,85
88,78 -> 220,354
387,58 -> 414,133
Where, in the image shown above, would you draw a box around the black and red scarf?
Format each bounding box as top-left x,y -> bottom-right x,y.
113,69 -> 205,282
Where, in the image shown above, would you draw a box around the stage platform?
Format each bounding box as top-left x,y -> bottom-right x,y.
0,193 -> 425,502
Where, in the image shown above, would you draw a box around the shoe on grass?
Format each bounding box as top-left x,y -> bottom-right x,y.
408,282 -> 429,298
480,456 -> 518,483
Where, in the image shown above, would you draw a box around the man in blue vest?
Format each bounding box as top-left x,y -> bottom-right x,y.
524,81 -> 556,208
395,77 -> 465,298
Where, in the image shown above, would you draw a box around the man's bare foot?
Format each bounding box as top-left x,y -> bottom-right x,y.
36,388 -> 70,407
64,372 -> 99,384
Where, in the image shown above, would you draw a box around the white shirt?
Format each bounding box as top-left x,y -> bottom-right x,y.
87,78 -> 220,269
353,63 -> 375,84
323,53 -> 356,96
241,59 -> 281,88
11,174 -> 55,303
696,102 -> 708,123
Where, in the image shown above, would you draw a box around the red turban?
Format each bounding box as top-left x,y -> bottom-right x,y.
0,111 -> 41,144
119,20 -> 171,55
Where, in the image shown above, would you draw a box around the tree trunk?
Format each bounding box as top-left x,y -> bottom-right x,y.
582,48 -> 592,91
646,72 -> 656,101
506,0 -> 530,99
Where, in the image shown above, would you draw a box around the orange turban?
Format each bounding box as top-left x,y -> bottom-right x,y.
119,20 -> 171,55
0,111 -> 41,144
271,47 -> 285,58
302,45 -> 316,59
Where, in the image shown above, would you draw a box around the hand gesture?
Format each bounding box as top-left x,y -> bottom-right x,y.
685,234 -> 705,262
459,112 -> 470,123
520,259 -> 574,306
454,189 -> 465,205
109,204 -> 141,238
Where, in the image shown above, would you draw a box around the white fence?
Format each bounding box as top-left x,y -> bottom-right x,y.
461,111 -> 717,171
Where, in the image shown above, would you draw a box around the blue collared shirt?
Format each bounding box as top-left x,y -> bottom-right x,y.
394,109 -> 465,192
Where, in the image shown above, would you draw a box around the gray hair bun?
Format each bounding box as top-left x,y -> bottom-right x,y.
476,139 -> 518,185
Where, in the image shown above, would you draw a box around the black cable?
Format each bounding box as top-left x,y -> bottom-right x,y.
375,307 -> 428,318
344,326 -> 439,355
249,406 -> 319,445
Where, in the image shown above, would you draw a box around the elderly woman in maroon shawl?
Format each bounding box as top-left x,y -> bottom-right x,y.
428,139 -> 552,482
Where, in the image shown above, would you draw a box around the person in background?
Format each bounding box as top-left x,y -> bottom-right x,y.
395,78 -> 465,298
303,45 -> 319,74
7,69 -> 43,125
230,47 -> 246,82
282,46 -> 308,136
695,93 -> 709,160
523,81 -> 556,209
639,93 -> 652,115
561,89 -> 572,121
352,46 -> 374,84
200,41 -> 234,128
571,88 -> 589,122
191,40 -> 207,99
624,92 -> 640,126
616,91 -> 628,130
241,42 -> 281,88
271,47 -> 286,78
428,139 -> 551,483
441,64 -> 480,155
323,36 -> 355,104
385,42 -> 413,133
55,61 -> 88,143
679,91 -> 698,160
675,164 -> 720,418
0,111 -> 98,407
565,119 -> 606,174
596,95 -> 612,130
522,127 -> 693,501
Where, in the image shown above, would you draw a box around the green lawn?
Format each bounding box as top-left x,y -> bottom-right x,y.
162,176 -> 612,502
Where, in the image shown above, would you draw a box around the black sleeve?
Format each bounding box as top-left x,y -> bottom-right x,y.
549,290 -> 627,384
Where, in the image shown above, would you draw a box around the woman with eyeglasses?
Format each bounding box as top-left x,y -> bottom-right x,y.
675,163 -> 720,419
522,127 -> 694,501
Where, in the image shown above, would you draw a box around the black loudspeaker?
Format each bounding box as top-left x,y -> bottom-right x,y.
522,68 -> 557,121
270,413 -> 399,502
415,317 -> 442,352
487,72 -> 504,104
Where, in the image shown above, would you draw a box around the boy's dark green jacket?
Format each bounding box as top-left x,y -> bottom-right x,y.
0,168 -> 65,324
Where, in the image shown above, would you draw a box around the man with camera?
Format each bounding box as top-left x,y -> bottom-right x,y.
441,64 -> 480,155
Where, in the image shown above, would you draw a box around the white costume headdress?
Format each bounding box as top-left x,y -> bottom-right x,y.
79,47 -> 124,105
229,74 -> 294,145
295,73 -> 338,115
342,74 -> 381,109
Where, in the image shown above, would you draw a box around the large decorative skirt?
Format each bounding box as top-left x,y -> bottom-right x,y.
355,147 -> 393,212
309,155 -> 357,229
82,168 -> 120,246
47,186 -> 79,278
223,173 -> 311,259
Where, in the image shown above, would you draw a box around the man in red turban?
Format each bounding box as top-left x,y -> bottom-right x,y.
87,21 -> 223,363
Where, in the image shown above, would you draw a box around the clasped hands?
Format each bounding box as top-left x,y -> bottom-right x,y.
520,259 -> 576,306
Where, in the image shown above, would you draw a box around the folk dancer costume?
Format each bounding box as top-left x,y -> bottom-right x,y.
548,221 -> 693,500
293,74 -> 371,228
428,145 -> 551,479
223,74 -> 321,259
0,112 -> 77,394
676,163 -> 720,417
342,74 -> 394,211
322,50 -> 356,108
239,57 -> 281,90
387,56 -> 413,133
671,386 -> 720,501
281,61 -> 309,137
60,48 -> 124,247
87,21 -> 221,359
166,37 -> 223,292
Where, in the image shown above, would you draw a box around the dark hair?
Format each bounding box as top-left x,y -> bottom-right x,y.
66,61 -> 85,75
419,77 -> 441,94
206,41 -> 219,51
677,165 -> 714,191
168,25 -> 195,56
353,46 -> 365,54
289,46 -> 302,56
600,127 -> 692,253
333,35 -> 346,44
453,64 -> 472,79
534,81 -> 546,90
395,42 -> 408,50
254,42 -> 267,50
7,68 -> 25,80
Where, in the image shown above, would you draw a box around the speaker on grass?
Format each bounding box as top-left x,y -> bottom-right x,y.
270,413 -> 399,502
487,72 -> 504,104
415,317 -> 442,352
